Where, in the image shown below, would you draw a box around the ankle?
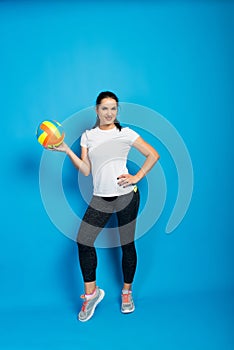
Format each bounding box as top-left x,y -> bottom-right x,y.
122,289 -> 132,295
85,288 -> 96,300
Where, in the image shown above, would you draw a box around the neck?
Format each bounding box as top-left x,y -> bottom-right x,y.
98,123 -> 116,130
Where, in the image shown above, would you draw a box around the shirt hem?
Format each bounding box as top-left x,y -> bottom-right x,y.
93,187 -> 134,197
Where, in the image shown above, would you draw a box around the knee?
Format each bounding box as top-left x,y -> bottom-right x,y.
76,229 -> 95,247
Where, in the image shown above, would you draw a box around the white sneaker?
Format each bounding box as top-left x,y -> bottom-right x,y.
121,291 -> 135,313
78,287 -> 105,322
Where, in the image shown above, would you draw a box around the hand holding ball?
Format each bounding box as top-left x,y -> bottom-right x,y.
36,120 -> 65,149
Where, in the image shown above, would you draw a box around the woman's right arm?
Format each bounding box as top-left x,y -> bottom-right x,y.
67,145 -> 91,176
49,142 -> 91,176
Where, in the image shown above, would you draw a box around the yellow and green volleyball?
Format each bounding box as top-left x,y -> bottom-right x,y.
36,120 -> 65,148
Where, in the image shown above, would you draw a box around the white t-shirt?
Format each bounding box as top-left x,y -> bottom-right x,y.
80,126 -> 140,196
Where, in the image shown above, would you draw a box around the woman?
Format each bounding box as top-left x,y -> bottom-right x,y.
50,91 -> 160,322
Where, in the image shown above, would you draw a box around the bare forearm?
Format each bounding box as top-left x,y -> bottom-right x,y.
135,152 -> 160,182
66,148 -> 90,176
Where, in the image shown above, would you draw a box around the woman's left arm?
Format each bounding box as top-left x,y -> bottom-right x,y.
117,137 -> 160,187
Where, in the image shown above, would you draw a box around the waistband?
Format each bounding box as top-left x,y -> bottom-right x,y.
101,185 -> 138,201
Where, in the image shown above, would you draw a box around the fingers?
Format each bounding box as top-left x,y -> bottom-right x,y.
117,174 -> 126,179
117,174 -> 134,188
45,145 -> 58,151
45,142 -> 68,152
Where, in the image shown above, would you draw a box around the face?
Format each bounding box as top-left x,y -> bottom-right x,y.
96,98 -> 118,127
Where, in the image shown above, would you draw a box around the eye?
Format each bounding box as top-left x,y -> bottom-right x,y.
112,107 -> 117,111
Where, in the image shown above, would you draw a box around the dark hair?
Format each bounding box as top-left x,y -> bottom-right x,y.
93,91 -> 122,131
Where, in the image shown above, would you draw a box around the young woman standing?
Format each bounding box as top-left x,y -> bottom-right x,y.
49,91 -> 160,322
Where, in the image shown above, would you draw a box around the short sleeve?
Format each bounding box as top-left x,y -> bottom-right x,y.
126,127 -> 140,145
80,131 -> 88,148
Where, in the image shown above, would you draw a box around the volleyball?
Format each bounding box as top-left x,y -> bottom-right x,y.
36,120 -> 65,148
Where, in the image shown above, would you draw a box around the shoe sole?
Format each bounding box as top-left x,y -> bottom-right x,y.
78,289 -> 105,322
121,304 -> 135,314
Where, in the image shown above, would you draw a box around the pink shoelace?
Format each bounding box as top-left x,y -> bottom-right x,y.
122,292 -> 131,303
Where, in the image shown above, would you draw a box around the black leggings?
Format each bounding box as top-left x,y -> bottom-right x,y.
77,189 -> 140,284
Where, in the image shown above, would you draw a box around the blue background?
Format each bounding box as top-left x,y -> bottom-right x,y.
1,1 -> 233,349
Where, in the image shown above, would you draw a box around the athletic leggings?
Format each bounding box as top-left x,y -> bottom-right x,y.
77,188 -> 140,284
